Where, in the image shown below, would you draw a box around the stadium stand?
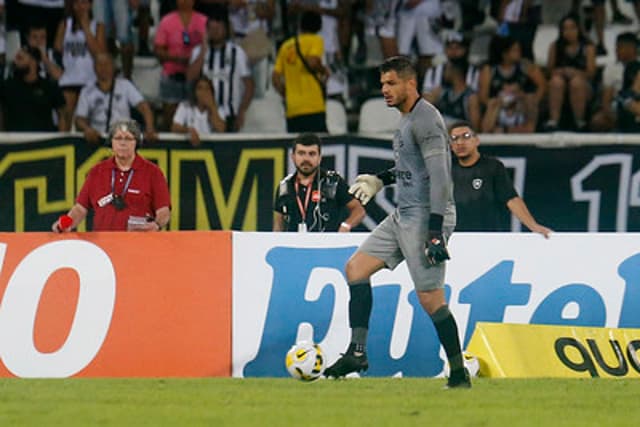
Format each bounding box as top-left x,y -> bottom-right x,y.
326,99 -> 348,134
239,93 -> 287,133
358,97 -> 401,133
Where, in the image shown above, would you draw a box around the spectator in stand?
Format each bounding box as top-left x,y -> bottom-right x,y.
495,0 -> 542,62
133,0 -> 154,56
272,11 -> 328,133
54,0 -> 106,131
7,0 -> 65,48
363,0 -> 399,59
154,0 -> 207,131
75,52 -> 157,145
422,31 -> 479,105
92,0 -> 135,79
573,0 -> 636,56
478,35 -> 545,126
289,0 -> 349,103
481,81 -> 536,133
187,12 -> 254,132
171,75 -> 226,146
615,61 -> 640,133
434,59 -> 481,130
26,22 -> 63,81
52,119 -> 171,233
0,46 -> 67,131
228,0 -> 275,97
545,13 -> 596,132
591,32 -> 639,131
396,0 -> 444,83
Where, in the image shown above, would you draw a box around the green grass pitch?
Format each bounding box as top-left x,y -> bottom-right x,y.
0,378 -> 639,426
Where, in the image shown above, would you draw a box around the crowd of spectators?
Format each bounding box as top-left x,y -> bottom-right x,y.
0,0 -> 638,137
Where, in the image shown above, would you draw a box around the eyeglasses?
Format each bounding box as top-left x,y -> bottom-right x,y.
182,30 -> 191,46
450,132 -> 475,143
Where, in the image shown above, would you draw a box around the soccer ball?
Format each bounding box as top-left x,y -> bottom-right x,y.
443,351 -> 481,378
285,341 -> 326,381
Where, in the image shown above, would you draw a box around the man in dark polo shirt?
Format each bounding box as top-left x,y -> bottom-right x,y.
52,119 -> 171,232
449,121 -> 551,237
0,46 -> 67,131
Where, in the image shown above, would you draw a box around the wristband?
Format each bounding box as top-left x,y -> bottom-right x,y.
340,222 -> 351,231
428,213 -> 444,233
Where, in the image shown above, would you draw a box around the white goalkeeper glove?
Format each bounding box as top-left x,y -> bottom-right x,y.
349,174 -> 383,206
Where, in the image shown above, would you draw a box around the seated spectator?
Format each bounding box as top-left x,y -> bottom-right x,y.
434,59 -> 480,130
0,46 -> 67,131
54,0 -> 106,130
495,0 -> 542,62
478,34 -> 546,123
544,13 -> 596,132
26,22 -> 63,81
75,53 -> 157,145
481,81 -> 536,133
591,32 -> 639,132
187,12 -> 255,132
154,0 -> 207,131
422,31 -> 479,105
615,62 -> 640,133
171,75 -> 226,146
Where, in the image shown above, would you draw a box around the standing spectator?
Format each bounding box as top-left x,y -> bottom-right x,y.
545,13 -> 596,132
187,12 -> 255,132
363,0 -> 399,59
0,46 -> 67,131
615,61 -> 640,133
591,32 -> 638,131
478,35 -> 545,126
52,119 -> 171,233
7,0 -> 65,48
288,0 -> 349,102
434,59 -> 481,130
495,0 -> 542,61
54,0 -> 106,130
92,0 -> 135,79
449,121 -> 551,236
26,22 -> 62,81
171,75 -> 226,146
273,132 -> 365,232
154,0 -> 207,131
272,11 -> 328,133
396,0 -> 443,83
422,31 -> 479,104
229,0 -> 275,97
75,52 -> 157,144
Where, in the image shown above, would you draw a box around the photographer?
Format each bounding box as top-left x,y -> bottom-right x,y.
481,81 -> 536,133
52,119 -> 171,232
274,133 -> 365,232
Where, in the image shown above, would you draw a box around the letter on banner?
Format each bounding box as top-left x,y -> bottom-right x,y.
0,240 -> 116,377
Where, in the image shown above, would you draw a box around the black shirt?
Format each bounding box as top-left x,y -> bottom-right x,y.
0,76 -> 65,131
453,155 -> 518,232
274,169 -> 354,232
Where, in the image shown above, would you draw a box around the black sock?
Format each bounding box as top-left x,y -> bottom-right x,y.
431,305 -> 463,373
348,280 -> 372,352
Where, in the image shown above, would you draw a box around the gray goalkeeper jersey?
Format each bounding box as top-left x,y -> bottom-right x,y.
392,98 -> 456,226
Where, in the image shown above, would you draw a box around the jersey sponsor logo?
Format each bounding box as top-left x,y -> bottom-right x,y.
472,178 -> 482,190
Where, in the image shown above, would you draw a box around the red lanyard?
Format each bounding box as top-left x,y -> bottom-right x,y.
294,181 -> 313,221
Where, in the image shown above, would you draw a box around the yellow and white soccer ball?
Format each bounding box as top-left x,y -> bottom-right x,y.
443,351 -> 481,378
285,341 -> 326,381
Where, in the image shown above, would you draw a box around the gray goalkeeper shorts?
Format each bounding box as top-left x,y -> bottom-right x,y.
359,207 -> 453,292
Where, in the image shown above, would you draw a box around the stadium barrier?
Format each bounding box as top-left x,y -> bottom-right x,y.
467,322 -> 640,378
3,230 -> 639,378
2,133 -> 640,232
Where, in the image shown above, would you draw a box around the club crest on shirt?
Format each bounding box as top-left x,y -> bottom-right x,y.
472,178 -> 483,190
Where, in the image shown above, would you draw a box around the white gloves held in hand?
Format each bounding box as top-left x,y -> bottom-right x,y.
348,174 -> 383,205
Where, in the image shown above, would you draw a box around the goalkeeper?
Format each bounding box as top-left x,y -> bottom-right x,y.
325,56 -> 470,388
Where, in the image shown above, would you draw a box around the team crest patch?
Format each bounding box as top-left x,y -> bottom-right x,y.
472,178 -> 483,190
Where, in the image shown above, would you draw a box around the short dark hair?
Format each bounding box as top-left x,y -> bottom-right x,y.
300,11 -> 322,33
448,120 -> 474,134
379,56 -> 417,80
617,31 -> 639,46
292,133 -> 322,154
